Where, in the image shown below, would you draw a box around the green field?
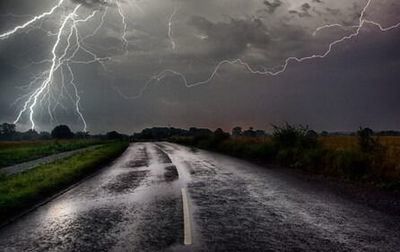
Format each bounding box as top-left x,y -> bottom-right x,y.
0,141 -> 129,223
0,139 -> 105,168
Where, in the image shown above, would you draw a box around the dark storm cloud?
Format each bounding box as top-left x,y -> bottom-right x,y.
188,16 -> 271,57
0,0 -> 399,133
325,8 -> 340,16
262,0 -> 282,14
70,0 -> 114,8
289,3 -> 312,18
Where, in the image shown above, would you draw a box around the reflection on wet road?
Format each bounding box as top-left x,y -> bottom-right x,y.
0,142 -> 399,251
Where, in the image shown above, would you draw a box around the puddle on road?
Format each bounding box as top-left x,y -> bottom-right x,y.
104,170 -> 149,193
164,165 -> 179,182
124,147 -> 149,168
154,147 -> 173,164
113,197 -> 184,252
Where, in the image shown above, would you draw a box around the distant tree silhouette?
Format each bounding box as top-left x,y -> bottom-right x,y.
320,131 -> 329,137
39,131 -> 51,140
232,127 -> 242,137
243,127 -> 256,137
0,123 -> 16,136
214,128 -> 230,142
75,131 -> 90,139
306,130 -> 318,140
255,130 -> 266,137
51,125 -> 74,139
23,129 -> 40,140
0,123 -> 16,140
357,127 -> 377,153
106,131 -> 124,140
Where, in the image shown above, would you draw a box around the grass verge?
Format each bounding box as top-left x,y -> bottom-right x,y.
0,141 -> 129,223
170,128 -> 400,191
0,139 -> 106,168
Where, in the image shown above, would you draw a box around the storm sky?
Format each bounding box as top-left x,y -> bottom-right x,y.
0,0 -> 399,133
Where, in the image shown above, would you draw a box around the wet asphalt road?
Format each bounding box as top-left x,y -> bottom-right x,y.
0,142 -> 400,251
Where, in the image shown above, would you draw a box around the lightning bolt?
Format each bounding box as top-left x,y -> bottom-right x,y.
25,5 -> 82,130
0,0 -> 65,40
312,23 -> 360,37
67,64 -> 87,132
116,0 -> 129,54
2,0 -> 400,130
7,2 -> 110,131
118,0 -> 400,98
168,4 -> 178,51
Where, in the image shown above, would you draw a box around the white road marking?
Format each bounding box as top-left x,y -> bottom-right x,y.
181,187 -> 192,245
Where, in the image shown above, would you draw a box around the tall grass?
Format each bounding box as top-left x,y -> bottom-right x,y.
172,130 -> 400,191
0,141 -> 129,223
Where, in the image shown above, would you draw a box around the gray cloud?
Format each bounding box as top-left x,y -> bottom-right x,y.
70,0 -> 114,8
0,0 -> 399,133
188,16 -> 271,58
262,0 -> 282,14
289,3 -> 312,18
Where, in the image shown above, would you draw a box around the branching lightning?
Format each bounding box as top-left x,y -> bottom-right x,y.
116,0 -> 129,54
124,0 -> 400,96
1,0 -> 400,131
0,0 -> 65,40
2,0 -> 116,131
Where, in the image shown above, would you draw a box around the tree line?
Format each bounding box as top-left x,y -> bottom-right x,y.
0,123 -> 128,141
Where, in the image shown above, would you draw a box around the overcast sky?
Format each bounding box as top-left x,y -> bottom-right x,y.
0,0 -> 399,133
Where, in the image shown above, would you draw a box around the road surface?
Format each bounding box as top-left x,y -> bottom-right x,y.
0,142 -> 399,251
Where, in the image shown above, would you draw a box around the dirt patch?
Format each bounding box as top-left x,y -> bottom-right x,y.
105,170 -> 149,193
164,165 -> 179,182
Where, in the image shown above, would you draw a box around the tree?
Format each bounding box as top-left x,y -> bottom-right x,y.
272,123 -> 317,149
75,131 -> 90,139
320,131 -> 329,137
357,127 -> 377,153
39,131 -> 51,140
22,129 -> 39,140
0,123 -> 16,136
106,131 -> 124,140
243,127 -> 256,137
214,128 -> 229,141
232,127 -> 242,137
51,125 -> 74,139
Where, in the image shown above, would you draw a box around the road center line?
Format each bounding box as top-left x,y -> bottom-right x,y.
181,187 -> 192,245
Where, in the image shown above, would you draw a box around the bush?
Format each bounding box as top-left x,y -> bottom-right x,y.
334,150 -> 369,179
272,123 -> 318,149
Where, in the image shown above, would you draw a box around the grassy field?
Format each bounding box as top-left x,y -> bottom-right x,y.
321,136 -> 400,163
0,141 -> 129,223
173,134 -> 400,190
0,139 -> 106,168
221,136 -> 400,164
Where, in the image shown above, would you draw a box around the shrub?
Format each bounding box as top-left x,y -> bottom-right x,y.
357,127 -> 377,153
334,150 -> 369,179
272,123 -> 318,149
